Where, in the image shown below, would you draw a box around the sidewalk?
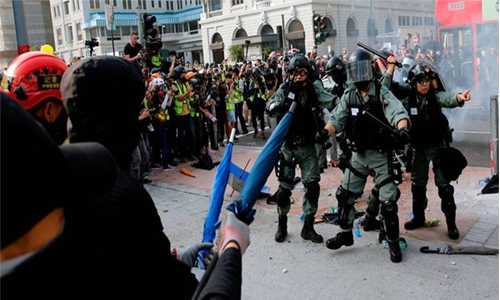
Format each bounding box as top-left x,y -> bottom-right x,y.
146,143 -> 499,300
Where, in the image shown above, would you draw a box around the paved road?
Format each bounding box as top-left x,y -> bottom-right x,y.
146,154 -> 499,300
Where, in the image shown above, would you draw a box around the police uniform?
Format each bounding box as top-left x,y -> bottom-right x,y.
322,50 -> 410,263
401,70 -> 466,240
266,56 -> 335,244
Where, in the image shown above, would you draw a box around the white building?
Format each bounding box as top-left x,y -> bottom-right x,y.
199,0 -> 436,64
47,0 -> 435,64
49,0 -> 204,64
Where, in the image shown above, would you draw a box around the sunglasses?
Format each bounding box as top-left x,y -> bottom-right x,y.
295,70 -> 308,76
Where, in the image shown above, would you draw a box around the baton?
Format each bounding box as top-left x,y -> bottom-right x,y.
357,42 -> 402,68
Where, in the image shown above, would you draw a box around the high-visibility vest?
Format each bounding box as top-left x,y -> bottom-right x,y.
226,89 -> 235,110
234,81 -> 244,103
173,82 -> 190,116
189,94 -> 201,117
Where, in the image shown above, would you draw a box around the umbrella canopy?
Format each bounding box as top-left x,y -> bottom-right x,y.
227,102 -> 297,225
202,128 -> 236,244
420,246 -> 499,255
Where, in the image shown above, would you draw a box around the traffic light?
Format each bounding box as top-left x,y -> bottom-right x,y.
143,13 -> 157,38
313,14 -> 330,45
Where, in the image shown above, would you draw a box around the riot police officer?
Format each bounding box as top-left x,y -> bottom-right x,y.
401,62 -> 471,240
318,49 -> 411,263
266,56 -> 335,244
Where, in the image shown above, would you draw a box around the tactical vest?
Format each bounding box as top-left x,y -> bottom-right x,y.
344,84 -> 394,153
284,83 -> 321,147
233,81 -> 244,103
408,91 -> 450,149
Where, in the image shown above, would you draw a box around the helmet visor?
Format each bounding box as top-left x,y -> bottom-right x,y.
347,60 -> 373,83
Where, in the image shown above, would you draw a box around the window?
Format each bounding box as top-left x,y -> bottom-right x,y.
76,23 -> 83,41
398,16 -> 410,26
56,5 -> 61,17
177,0 -> 182,9
113,0 -> 117,6
188,21 -> 198,34
158,0 -> 161,7
52,6 -> 57,18
122,0 -> 132,9
151,0 -> 155,7
72,0 -> 80,11
63,1 -> 70,14
67,25 -> 74,43
424,17 -> 434,26
105,0 -> 110,4
122,26 -> 131,36
90,0 -> 100,9
90,27 -> 99,38
57,28 -> 63,45
142,0 -> 147,9
232,0 -> 243,5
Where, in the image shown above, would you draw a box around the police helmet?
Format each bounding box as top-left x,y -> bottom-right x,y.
406,63 -> 435,86
287,56 -> 309,74
347,49 -> 374,84
326,56 -> 347,84
252,67 -> 262,79
402,56 -> 414,68
0,51 -> 68,110
189,78 -> 201,89
308,59 -> 320,79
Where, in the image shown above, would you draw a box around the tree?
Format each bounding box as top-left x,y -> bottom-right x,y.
228,45 -> 244,63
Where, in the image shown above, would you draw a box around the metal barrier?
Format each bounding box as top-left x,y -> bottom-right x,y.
490,94 -> 499,175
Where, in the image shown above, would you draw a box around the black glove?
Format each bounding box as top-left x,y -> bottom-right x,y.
315,129 -> 330,145
397,127 -> 411,146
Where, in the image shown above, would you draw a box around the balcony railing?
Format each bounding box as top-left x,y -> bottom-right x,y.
254,0 -> 271,8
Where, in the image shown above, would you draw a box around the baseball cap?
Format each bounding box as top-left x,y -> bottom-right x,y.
1,95 -> 117,249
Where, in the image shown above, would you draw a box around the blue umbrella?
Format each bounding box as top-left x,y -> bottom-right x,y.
202,128 -> 236,244
227,102 -> 296,225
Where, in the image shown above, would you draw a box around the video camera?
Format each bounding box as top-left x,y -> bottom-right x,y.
84,38 -> 99,48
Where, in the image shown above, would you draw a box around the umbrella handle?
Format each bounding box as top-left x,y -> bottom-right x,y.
420,246 -> 440,254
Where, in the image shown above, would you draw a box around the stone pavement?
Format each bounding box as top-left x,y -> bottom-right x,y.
146,143 -> 499,299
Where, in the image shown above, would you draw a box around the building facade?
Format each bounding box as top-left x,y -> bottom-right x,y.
199,0 -> 436,64
47,0 -> 435,65
0,0 -> 55,68
49,0 -> 204,64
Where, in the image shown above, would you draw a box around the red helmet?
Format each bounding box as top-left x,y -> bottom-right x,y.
0,51 -> 68,110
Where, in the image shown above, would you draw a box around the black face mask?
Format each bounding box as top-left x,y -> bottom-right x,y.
34,109 -> 68,145
355,81 -> 371,92
179,76 -> 187,83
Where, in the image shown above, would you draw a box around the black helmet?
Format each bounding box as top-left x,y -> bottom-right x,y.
407,63 -> 435,86
326,56 -> 347,84
347,49 -> 373,83
244,69 -> 252,77
173,66 -> 186,78
308,59 -> 320,79
328,50 -> 335,57
287,56 -> 309,74
189,78 -> 201,89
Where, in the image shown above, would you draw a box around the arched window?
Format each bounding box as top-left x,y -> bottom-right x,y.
385,18 -> 393,33
346,17 -> 358,37
367,18 -> 377,37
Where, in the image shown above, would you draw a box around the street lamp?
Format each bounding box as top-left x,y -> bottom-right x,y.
245,40 -> 250,61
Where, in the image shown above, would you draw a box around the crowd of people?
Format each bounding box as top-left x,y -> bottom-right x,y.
0,31 -> 479,298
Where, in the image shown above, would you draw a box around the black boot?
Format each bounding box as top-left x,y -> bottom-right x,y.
362,215 -> 382,232
325,231 -> 353,250
275,215 -> 288,242
388,240 -> 402,263
404,184 -> 427,230
301,215 -> 323,243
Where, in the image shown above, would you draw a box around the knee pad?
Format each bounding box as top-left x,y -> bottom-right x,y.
276,186 -> 292,206
305,181 -> 320,205
438,184 -> 454,200
438,184 -> 456,213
